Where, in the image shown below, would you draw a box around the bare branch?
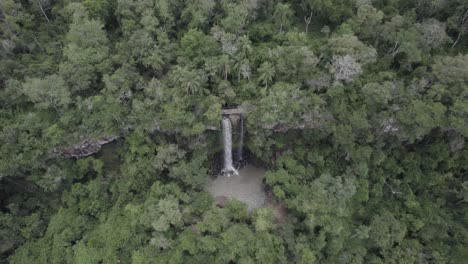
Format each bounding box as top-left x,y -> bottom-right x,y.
384,180 -> 403,195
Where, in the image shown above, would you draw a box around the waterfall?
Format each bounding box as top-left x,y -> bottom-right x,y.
238,114 -> 244,161
222,116 -> 238,176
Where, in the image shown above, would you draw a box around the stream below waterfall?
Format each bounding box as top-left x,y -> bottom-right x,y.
207,165 -> 267,210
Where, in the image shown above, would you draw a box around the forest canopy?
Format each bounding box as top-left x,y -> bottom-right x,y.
0,0 -> 467,263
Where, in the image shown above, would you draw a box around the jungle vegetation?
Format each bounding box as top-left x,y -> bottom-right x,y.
0,0 -> 467,263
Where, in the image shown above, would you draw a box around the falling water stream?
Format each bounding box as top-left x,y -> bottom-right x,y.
210,114 -> 268,210
238,114 -> 244,161
222,116 -> 238,176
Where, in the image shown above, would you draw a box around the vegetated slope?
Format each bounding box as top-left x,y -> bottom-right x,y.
0,0 -> 467,263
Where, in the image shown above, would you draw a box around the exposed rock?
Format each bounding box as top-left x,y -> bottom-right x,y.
206,108 -> 246,130
264,112 -> 334,132
228,114 -> 241,126
52,136 -> 118,158
272,202 -> 287,225
222,108 -> 244,115
265,185 -> 288,224
53,108 -> 330,159
215,195 -> 228,208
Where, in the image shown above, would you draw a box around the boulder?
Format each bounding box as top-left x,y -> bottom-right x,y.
215,195 -> 228,208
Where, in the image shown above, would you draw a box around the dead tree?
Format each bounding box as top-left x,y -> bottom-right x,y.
304,12 -> 312,33
452,9 -> 468,48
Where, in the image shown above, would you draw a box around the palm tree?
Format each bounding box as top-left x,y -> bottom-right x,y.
173,67 -> 203,95
234,36 -> 253,82
184,70 -> 202,95
258,62 -> 275,89
219,54 -> 231,81
237,35 -> 253,59
234,59 -> 251,82
273,3 -> 293,33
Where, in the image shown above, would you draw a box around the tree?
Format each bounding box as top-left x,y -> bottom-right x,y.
0,0 -> 35,82
304,12 -> 313,33
302,0 -> 354,23
254,208 -> 274,232
220,3 -> 248,33
447,7 -> 468,48
369,211 -> 406,250
29,0 -> 51,22
181,0 -> 216,29
273,3 -> 293,33
417,19 -> 452,49
22,74 -> 71,115
151,196 -> 183,232
270,33 -> 319,82
328,34 -> 377,64
349,4 -> 384,39
171,66 -> 205,95
218,54 -> 232,81
431,54 -> 468,85
330,55 -> 362,84
234,35 -> 253,82
218,224 -> 255,263
82,0 -> 112,21
431,54 -> 468,135
59,4 -> 110,93
169,156 -> 208,189
178,29 -> 219,67
257,62 -> 275,89
397,99 -> 446,141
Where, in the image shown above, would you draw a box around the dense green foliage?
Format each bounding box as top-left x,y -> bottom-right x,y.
1,0 -> 467,263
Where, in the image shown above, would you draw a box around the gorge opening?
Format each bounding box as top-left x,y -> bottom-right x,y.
209,112 -> 269,210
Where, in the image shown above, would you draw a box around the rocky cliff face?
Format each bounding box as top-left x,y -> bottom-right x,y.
52,136 -> 118,158
262,112 -> 334,132
52,109 -> 332,159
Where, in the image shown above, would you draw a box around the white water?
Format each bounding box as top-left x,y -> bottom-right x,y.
222,117 -> 238,176
238,114 -> 244,161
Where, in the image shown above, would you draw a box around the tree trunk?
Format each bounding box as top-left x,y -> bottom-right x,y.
304,13 -> 312,33
452,32 -> 462,48
37,1 -> 50,22
452,9 -> 468,48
